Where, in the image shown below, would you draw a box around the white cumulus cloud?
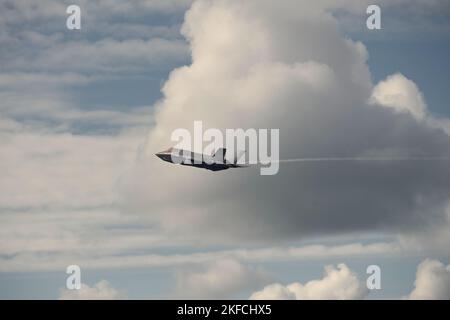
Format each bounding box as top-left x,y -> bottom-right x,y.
407,259 -> 450,300
371,73 -> 427,121
59,280 -> 125,300
122,0 -> 450,246
371,73 -> 450,135
250,263 -> 368,300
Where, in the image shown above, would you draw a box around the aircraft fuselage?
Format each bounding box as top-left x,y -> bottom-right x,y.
155,148 -> 244,171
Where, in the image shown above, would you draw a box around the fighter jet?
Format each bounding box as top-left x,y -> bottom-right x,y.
155,147 -> 247,171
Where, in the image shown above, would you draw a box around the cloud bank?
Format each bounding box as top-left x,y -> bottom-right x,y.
250,263 -> 367,300
2,0 -> 450,284
122,0 -> 450,245
59,280 -> 125,300
175,259 -> 267,299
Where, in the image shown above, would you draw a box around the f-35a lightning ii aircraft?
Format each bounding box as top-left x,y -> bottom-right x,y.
155,147 -> 246,171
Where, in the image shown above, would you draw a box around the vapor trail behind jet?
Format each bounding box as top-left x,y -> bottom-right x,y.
273,156 -> 450,163
245,156 -> 450,166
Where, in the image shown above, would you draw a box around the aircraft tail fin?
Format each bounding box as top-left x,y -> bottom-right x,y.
213,148 -> 227,162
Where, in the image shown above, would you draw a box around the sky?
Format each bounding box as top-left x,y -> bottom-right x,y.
1,0 -> 450,300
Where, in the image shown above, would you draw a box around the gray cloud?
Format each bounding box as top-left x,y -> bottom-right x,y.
0,1 -> 190,73
175,259 -> 268,299
0,0 -> 188,133
59,280 -> 125,300
1,0 -> 450,277
121,0 -> 450,244
0,240 -> 398,272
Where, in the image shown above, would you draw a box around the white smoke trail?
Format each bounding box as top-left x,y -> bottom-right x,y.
276,156 -> 450,163
244,156 -> 450,166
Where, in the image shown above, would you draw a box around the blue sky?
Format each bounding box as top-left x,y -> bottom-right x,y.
1,0 -> 450,300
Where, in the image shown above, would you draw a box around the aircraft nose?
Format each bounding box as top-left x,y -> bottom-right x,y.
155,150 -> 172,162
155,151 -> 164,159
155,148 -> 175,163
